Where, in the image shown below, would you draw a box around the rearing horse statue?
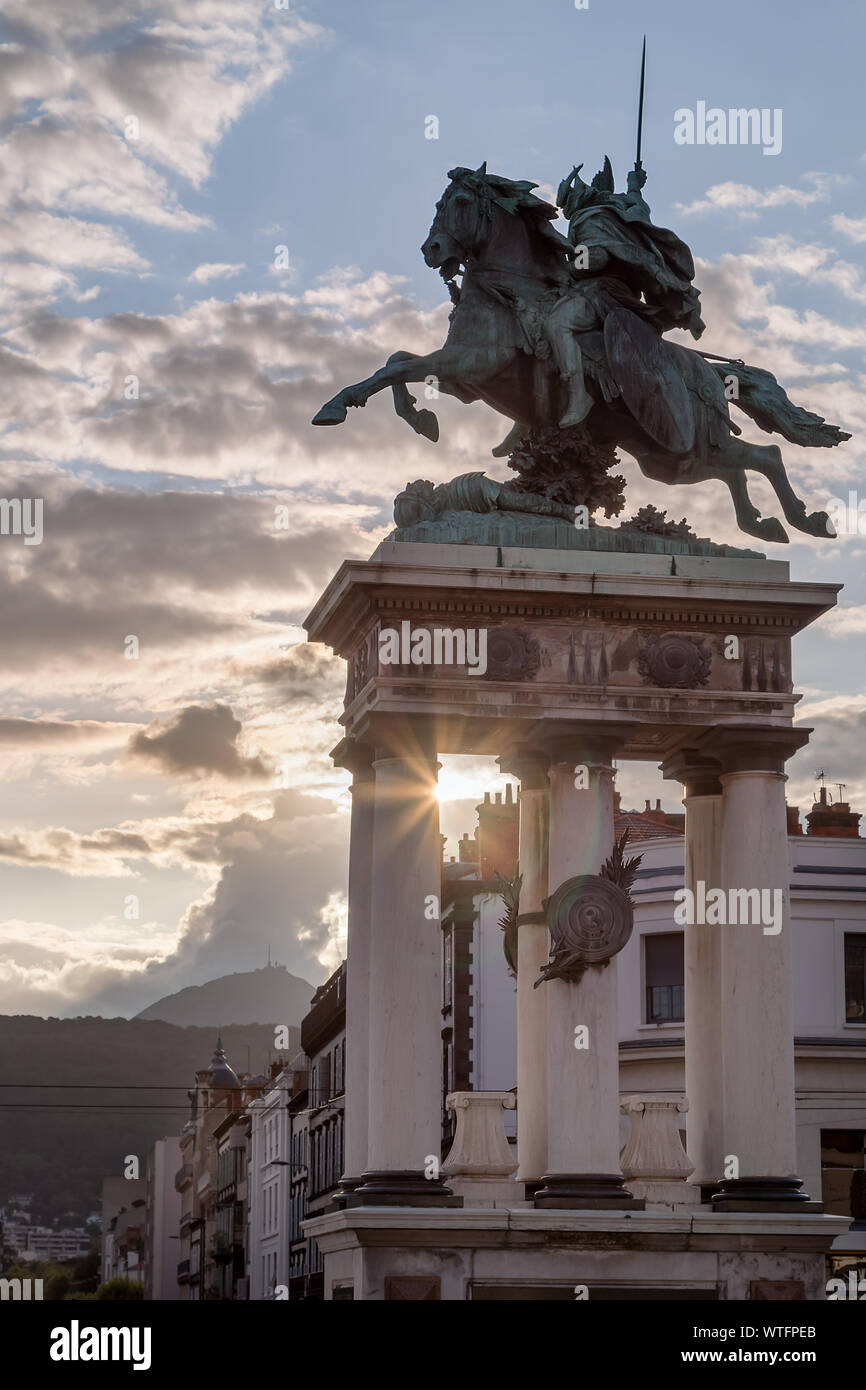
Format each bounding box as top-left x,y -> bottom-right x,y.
313,163 -> 849,543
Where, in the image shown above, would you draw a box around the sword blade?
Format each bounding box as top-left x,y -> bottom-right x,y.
635,35 -> 646,167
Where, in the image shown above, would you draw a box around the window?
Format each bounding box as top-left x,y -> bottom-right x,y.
845,934 -> 866,1022
821,1130 -> 866,1215
645,932 -> 685,1023
320,1051 -> 331,1103
443,930 -> 453,1011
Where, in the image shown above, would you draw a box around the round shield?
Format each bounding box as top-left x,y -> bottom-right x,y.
604,307 -> 695,454
546,873 -> 634,965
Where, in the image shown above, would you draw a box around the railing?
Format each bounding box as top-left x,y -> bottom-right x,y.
177,1260 -> 190,1281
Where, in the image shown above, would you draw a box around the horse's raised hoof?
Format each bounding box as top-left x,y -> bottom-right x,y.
752,516 -> 789,544
312,399 -> 348,426
805,510 -> 836,538
412,408 -> 439,442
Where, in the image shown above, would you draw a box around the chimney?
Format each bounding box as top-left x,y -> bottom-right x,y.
786,803 -> 803,835
475,786 -> 519,880
806,785 -> 861,838
458,831 -> 478,863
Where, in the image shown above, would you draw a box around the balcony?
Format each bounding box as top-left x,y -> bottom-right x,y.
177,1259 -> 190,1283
174,1163 -> 193,1192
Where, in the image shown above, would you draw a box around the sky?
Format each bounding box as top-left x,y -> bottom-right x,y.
1,0 -> 865,1018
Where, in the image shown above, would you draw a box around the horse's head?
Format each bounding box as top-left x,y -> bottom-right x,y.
422,164 -> 562,284
421,164 -> 492,277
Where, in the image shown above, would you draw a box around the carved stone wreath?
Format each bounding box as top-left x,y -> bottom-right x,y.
483,627 -> 541,682
535,874 -> 634,986
638,633 -> 711,689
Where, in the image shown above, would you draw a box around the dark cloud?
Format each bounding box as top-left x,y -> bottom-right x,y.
245,642 -> 345,708
129,703 -> 269,780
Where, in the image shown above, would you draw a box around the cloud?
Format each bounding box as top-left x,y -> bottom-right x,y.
0,2 -> 324,320
677,173 -> 844,218
129,703 -> 269,779
0,717 -> 129,746
831,214 -> 866,244
188,262 -> 246,284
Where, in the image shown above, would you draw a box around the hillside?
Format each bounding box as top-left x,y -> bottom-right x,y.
0,1016 -> 301,1228
134,964 -> 315,1027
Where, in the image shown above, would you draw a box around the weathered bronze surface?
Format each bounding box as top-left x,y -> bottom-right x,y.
313,138 -> 851,544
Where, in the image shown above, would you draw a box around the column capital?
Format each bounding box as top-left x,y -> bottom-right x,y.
331,737 -> 375,780
498,744 -> 549,788
661,749 -> 722,798
357,713 -> 438,763
697,725 -> 811,775
531,720 -> 638,767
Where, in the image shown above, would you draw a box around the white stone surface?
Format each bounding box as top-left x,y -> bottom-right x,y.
442,1091 -> 516,1178
720,770 -> 799,1179
546,759 -> 622,1178
684,792 -> 724,1186
620,1095 -> 694,1180
343,765 -> 374,1181
515,779 -> 548,1182
366,753 -> 443,1174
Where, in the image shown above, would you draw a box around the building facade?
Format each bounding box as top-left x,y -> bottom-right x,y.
443,781 -> 866,1221
143,1136 -> 181,1300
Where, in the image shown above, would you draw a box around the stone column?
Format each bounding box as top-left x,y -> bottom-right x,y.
355,717 -> 458,1206
499,747 -> 549,1189
534,726 -> 641,1209
331,739 -> 374,1199
702,727 -> 813,1208
662,751 -> 724,1192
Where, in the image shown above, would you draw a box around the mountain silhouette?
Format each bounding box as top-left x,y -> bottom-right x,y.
134,964 -> 316,1028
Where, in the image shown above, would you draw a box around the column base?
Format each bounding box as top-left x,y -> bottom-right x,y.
533,1173 -> 645,1211
353,1170 -> 463,1207
711,1177 -> 822,1212
331,1175 -> 364,1209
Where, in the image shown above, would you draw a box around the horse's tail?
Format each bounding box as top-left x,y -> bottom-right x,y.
706,358 -> 851,448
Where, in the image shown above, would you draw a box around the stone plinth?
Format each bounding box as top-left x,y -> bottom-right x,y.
303,1206 -> 850,1301
620,1095 -> 700,1210
441,1092 -> 519,1205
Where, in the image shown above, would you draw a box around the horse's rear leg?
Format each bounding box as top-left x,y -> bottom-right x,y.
721,466 -> 788,544
726,439 -> 834,538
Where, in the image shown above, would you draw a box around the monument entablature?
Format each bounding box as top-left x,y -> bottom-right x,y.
306,541 -> 839,762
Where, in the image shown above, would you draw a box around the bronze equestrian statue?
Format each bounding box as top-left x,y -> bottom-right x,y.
313,154 -> 849,544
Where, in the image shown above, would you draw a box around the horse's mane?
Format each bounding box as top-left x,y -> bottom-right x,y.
446,165 -> 572,264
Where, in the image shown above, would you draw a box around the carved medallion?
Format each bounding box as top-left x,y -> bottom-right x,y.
536,874 -> 634,985
483,627 -> 540,682
638,633 -> 711,688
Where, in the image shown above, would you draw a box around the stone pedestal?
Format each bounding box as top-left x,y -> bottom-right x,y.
305,1205 -> 849,1301
441,1092 -> 520,1204
620,1095 -> 700,1209
304,539 -> 841,1280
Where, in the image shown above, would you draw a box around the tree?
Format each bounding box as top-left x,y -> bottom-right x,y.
94,1277 -> 144,1301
